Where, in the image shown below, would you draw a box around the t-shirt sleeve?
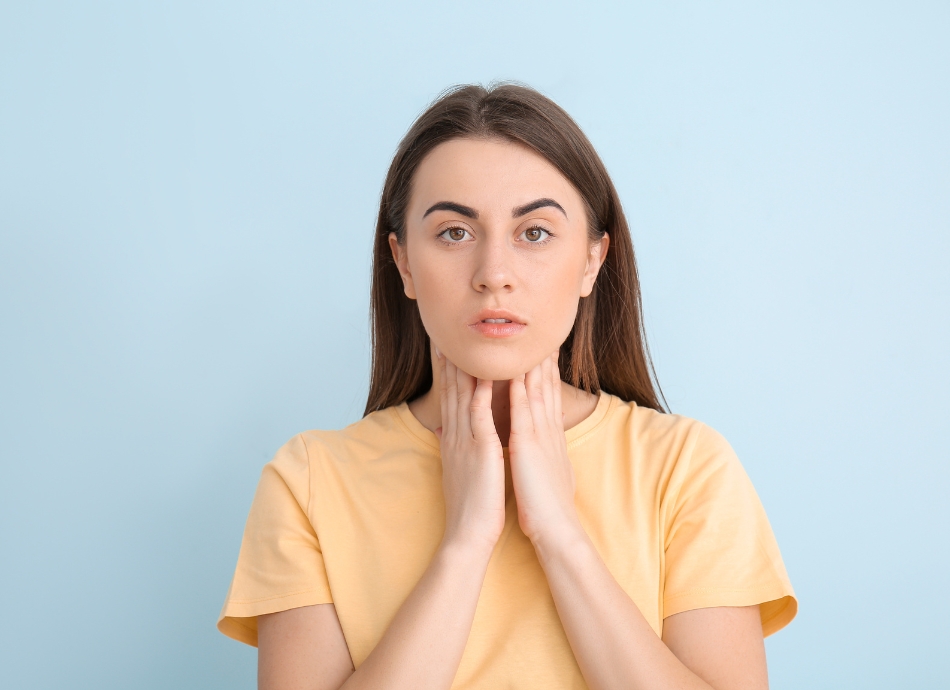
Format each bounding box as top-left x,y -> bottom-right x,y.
662,423 -> 797,636
217,434 -> 334,646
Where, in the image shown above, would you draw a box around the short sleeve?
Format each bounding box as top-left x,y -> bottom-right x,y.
663,424 -> 797,636
217,434 -> 334,646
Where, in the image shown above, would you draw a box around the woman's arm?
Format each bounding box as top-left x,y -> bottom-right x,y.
259,354 -> 507,690
258,539 -> 495,690
258,604 -> 353,690
508,352 -> 768,690
532,526 -> 767,690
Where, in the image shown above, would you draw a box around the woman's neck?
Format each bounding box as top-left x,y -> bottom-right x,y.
408,374 -> 599,447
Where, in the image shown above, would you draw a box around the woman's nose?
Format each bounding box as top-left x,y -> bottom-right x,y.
471,238 -> 514,293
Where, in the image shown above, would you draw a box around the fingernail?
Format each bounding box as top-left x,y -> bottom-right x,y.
434,345 -> 441,358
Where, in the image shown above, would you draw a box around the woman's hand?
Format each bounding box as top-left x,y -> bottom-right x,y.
436,350 -> 507,554
508,351 -> 582,547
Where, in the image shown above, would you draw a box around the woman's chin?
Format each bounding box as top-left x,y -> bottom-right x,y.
452,354 -> 544,382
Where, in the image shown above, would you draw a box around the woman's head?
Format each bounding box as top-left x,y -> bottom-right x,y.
366,83 -> 664,414
390,135 -> 608,385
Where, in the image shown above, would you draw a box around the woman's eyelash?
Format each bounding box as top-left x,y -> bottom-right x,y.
521,226 -> 554,243
436,225 -> 555,244
437,226 -> 472,243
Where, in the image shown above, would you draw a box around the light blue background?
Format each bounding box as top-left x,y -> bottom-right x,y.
1,2 -> 947,688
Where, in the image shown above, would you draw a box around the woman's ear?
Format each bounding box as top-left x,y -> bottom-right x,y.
388,232 -> 417,299
580,232 -> 610,298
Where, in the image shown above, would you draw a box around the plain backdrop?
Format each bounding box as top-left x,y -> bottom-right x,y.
1,2 -> 948,688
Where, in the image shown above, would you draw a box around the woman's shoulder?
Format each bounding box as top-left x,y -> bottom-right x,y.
599,395 -> 760,522
298,405 -> 402,446
598,393 -> 722,445
596,394 -> 739,474
269,404 -> 428,473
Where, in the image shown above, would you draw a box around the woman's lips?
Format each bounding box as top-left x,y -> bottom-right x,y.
469,310 -> 526,338
471,320 -> 527,338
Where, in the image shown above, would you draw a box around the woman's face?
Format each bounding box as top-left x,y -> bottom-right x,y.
390,137 -> 608,381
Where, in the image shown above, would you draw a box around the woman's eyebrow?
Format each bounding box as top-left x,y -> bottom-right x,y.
422,201 -> 479,219
512,198 -> 567,218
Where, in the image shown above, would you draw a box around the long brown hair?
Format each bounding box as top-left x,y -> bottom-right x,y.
365,83 -> 666,415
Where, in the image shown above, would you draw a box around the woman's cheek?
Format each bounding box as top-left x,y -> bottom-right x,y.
541,306 -> 581,360
545,279 -> 583,341
413,260 -> 455,312
414,285 -> 466,355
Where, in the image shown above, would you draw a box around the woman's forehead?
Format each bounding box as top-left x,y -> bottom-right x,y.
409,138 -> 582,218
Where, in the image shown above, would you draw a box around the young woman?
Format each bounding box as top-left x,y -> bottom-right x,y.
218,84 -> 797,690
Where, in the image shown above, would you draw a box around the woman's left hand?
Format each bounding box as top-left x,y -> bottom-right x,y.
508,351 -> 582,547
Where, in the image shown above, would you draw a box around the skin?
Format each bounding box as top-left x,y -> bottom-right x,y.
257,137 -> 769,690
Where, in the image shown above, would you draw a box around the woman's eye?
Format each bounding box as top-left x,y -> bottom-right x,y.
440,227 -> 471,242
521,227 -> 551,243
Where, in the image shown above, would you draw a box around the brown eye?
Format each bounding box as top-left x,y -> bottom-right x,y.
522,227 -> 550,242
439,226 -> 471,242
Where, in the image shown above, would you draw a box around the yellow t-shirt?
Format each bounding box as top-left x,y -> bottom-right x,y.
218,393 -> 796,686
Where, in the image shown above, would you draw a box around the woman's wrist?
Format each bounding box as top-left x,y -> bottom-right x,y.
438,533 -> 498,567
528,516 -> 589,566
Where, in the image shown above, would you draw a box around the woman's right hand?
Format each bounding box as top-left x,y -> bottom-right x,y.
436,350 -> 506,554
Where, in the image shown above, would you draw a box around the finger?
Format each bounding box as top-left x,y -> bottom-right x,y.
444,356 -> 458,439
470,378 -> 496,443
524,361 -> 547,430
552,351 -> 564,430
438,351 -> 448,443
456,364 -> 476,440
540,352 -> 555,422
509,374 -> 534,435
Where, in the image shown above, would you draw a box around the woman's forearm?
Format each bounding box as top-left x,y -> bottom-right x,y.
339,538 -> 492,690
532,523 -> 713,690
